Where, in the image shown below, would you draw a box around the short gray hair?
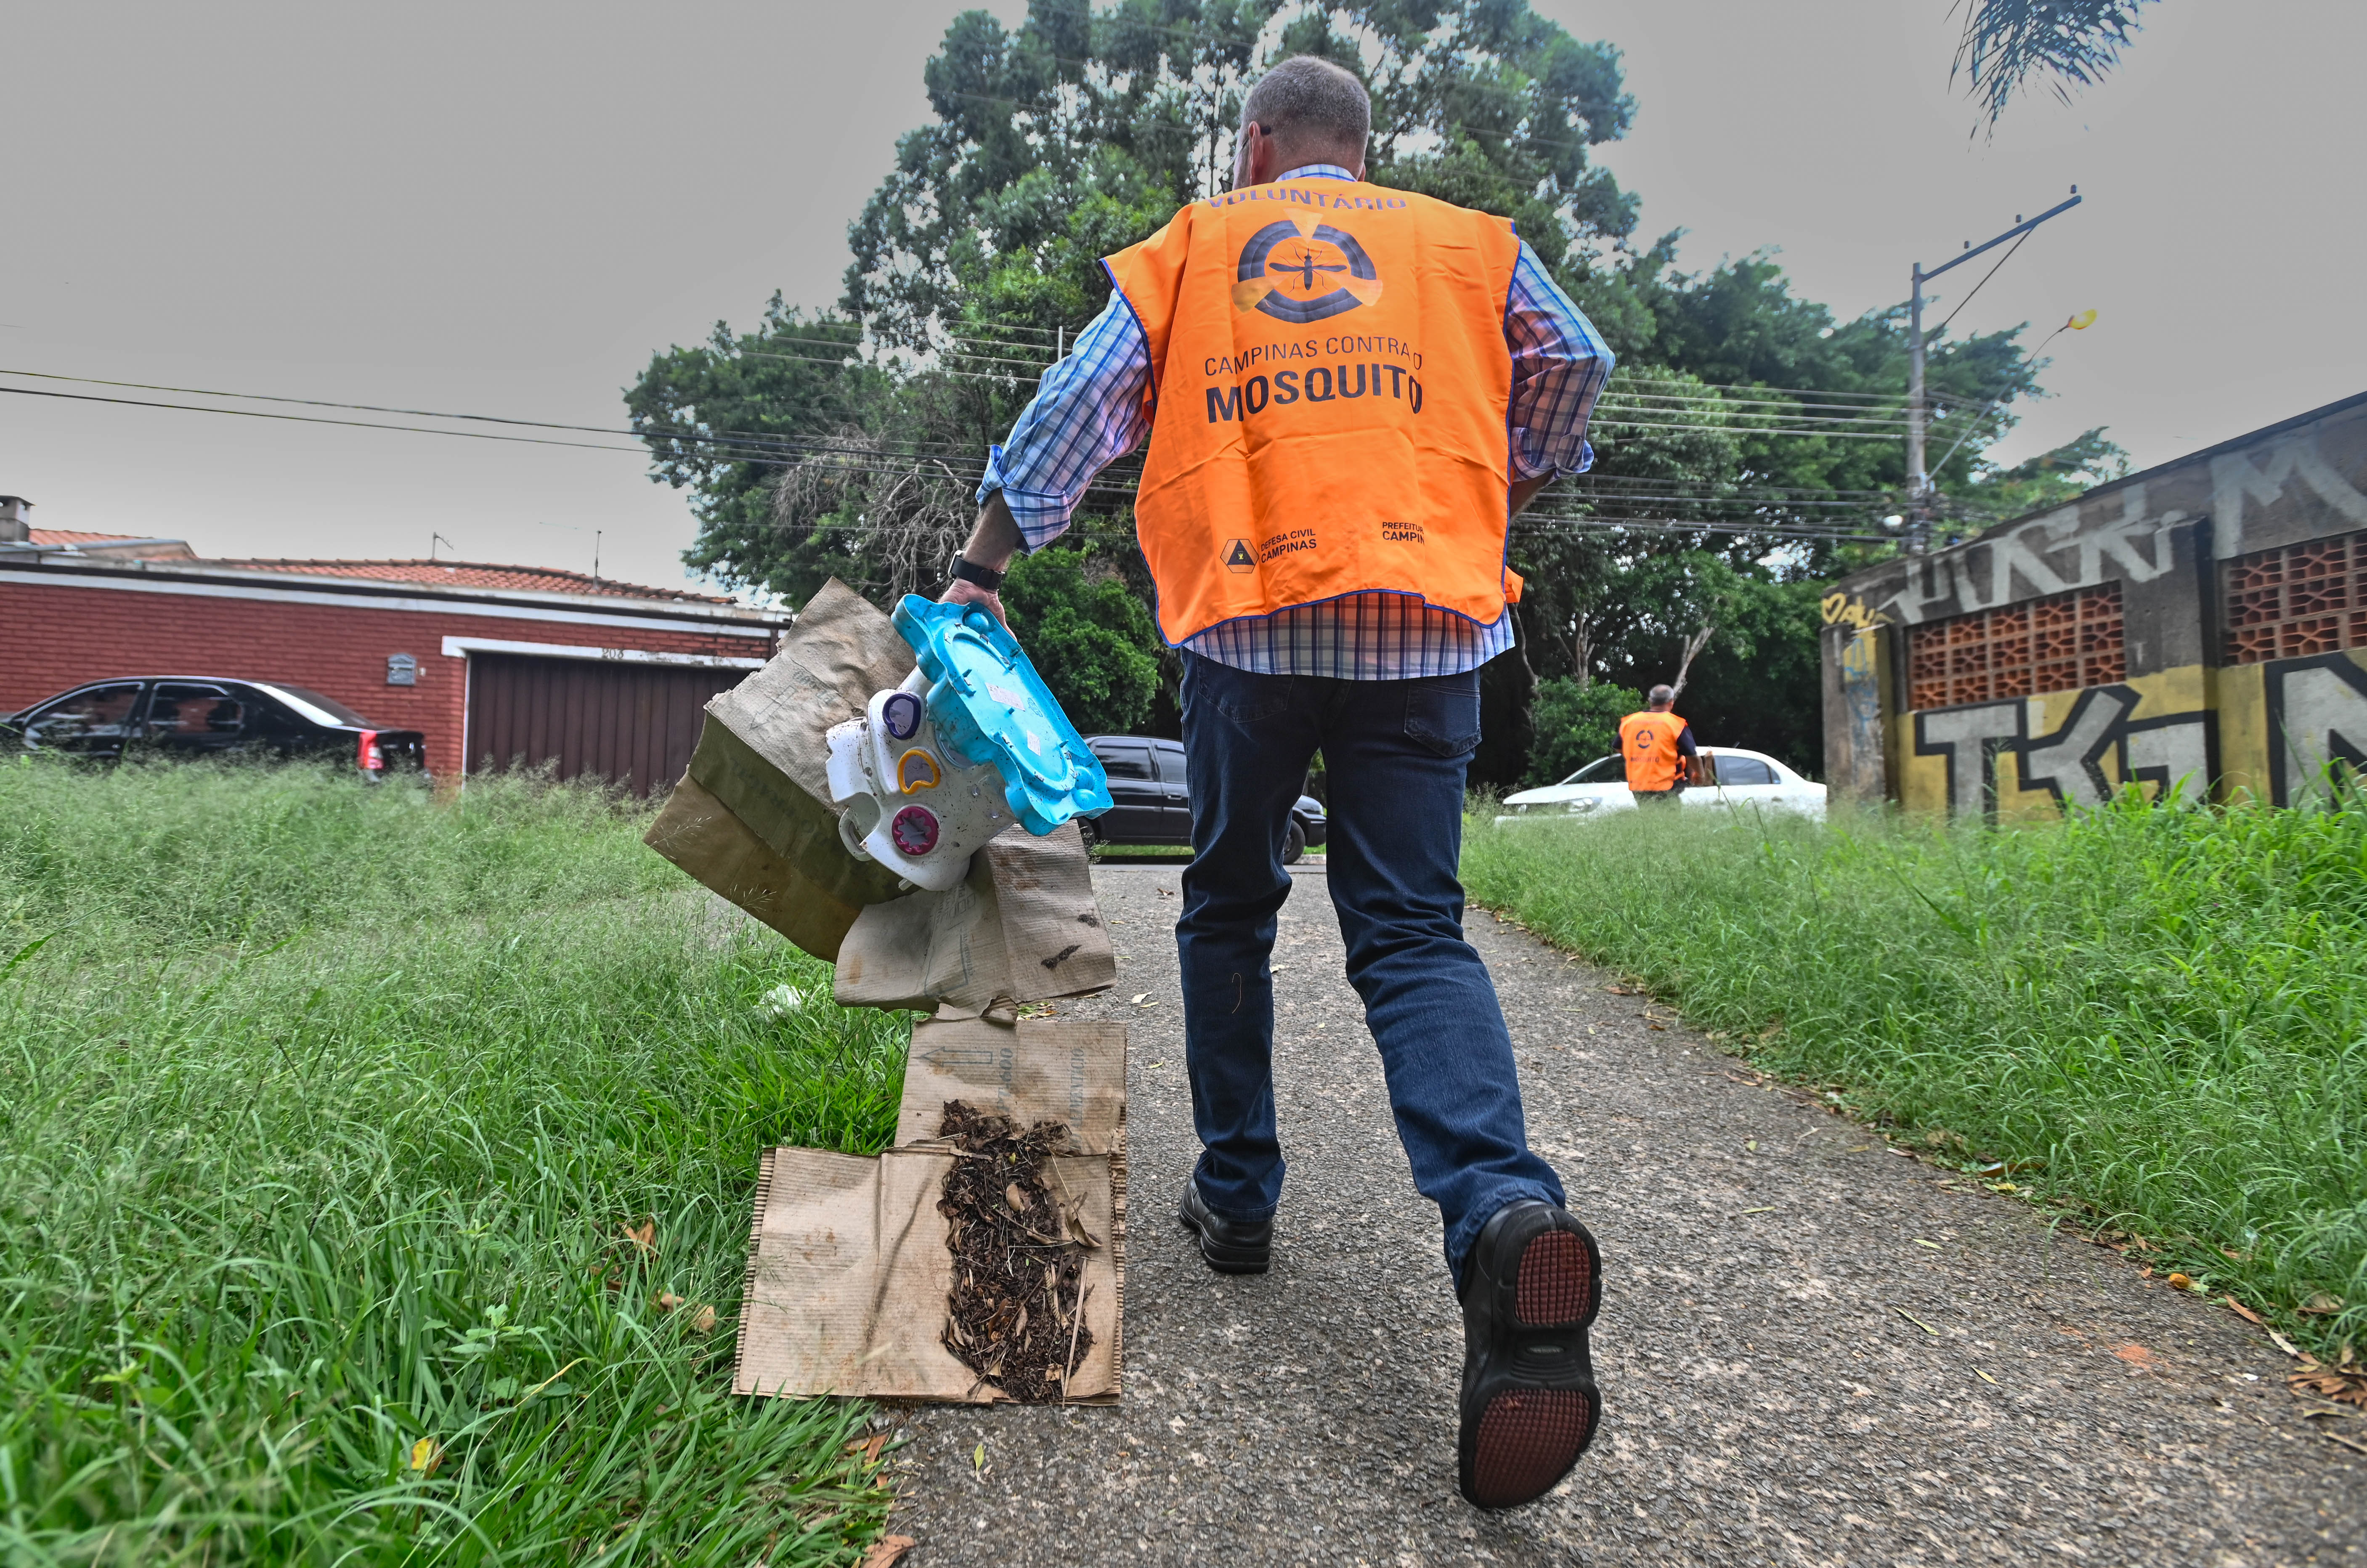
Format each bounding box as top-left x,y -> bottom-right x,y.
1648,684 -> 1677,706
1241,56 -> 1370,159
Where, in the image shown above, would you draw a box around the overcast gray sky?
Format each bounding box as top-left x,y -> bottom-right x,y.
5,1 -> 2360,592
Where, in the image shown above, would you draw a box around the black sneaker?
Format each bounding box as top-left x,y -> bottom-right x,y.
1178,1181 -> 1272,1274
1456,1200 -> 1602,1509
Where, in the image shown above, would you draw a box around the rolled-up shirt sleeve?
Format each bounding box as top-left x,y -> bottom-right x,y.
975,293 -> 1153,551
1503,240 -> 1615,480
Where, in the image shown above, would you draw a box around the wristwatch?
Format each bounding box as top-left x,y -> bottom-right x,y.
950,557 -> 1006,593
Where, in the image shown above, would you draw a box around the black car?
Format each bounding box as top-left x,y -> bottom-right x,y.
1083,734 -> 1328,863
2,677 -> 427,775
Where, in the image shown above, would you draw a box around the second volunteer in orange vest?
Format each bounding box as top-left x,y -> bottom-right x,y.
1619,684 -> 1699,802
940,56 -> 1616,1514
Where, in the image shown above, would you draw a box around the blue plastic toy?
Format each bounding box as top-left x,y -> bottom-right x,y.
892,596 -> 1114,837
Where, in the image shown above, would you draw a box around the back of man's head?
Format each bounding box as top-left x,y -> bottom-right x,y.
1648,684 -> 1676,709
1240,56 -> 1371,169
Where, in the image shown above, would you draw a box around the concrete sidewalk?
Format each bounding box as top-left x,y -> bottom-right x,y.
878,862 -> 2362,1565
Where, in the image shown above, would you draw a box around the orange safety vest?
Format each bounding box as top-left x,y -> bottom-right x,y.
1619,710 -> 1690,793
1103,176 -> 1525,647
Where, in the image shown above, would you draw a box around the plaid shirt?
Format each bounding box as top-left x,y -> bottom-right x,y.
978,165 -> 1614,679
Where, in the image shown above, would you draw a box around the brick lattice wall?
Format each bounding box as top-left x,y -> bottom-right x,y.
1906,583 -> 2126,711
2222,529 -> 2367,665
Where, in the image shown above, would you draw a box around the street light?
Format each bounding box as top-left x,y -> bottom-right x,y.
1907,188 -> 2084,553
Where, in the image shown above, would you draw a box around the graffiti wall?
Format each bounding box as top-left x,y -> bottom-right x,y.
1821,391 -> 2367,815
1901,650 -> 2367,819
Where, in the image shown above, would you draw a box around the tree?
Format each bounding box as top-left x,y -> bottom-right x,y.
998,547 -> 1163,735
1524,679 -> 1639,787
1954,0 -> 2160,130
630,0 -> 2073,776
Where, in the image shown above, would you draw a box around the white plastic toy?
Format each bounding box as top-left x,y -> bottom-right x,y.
823,597 -> 1115,893
825,670 -> 1015,890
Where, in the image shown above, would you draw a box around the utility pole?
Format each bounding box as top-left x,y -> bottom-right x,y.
1908,188 -> 2083,552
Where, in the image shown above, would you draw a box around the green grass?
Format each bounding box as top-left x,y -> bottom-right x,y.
1464,794 -> 2367,1354
0,756 -> 914,1565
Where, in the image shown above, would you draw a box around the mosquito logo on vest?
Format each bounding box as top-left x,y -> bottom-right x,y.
1232,218 -> 1383,324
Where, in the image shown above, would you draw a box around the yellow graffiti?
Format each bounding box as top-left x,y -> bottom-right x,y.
1822,591 -> 1891,630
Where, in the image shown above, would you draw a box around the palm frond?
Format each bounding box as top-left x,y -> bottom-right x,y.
1951,0 -> 2157,130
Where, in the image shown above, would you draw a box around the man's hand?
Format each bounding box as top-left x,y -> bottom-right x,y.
942,576 -> 1006,626
941,495 -> 1025,628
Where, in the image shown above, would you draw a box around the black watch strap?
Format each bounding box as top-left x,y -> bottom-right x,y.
951,557 -> 1006,593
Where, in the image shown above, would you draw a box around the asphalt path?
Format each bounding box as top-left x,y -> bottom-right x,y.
876,861 -> 2363,1565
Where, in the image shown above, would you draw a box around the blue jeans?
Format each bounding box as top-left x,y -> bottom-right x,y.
1174,650 -> 1564,1285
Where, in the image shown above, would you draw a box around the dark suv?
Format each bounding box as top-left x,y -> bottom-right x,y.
1084,734 -> 1327,863
2,678 -> 426,775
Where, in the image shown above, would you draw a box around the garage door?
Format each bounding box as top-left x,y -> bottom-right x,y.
464,654 -> 739,796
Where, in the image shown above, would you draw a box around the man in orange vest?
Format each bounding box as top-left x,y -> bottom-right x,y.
1619,685 -> 1698,804
941,56 -> 1613,1509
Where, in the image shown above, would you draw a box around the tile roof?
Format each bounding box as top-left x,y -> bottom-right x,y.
190,557 -> 738,603
32,529 -> 147,546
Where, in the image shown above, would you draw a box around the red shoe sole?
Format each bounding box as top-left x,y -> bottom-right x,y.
1468,1387 -> 1599,1507
1515,1228 -> 1594,1326
1465,1223 -> 1601,1508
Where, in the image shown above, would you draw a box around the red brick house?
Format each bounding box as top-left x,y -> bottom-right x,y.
0,498 -> 785,793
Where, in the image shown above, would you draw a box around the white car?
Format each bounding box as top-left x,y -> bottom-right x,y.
1494,747 -> 1827,823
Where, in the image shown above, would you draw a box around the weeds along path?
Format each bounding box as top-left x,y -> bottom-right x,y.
880,862 -> 2361,1566
0,763 -> 909,1565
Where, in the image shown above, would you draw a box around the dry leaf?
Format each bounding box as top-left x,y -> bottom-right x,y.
2224,1296 -> 2266,1327
1066,1212 -> 1102,1250
653,1292 -> 685,1313
690,1304 -> 717,1334
1004,1183 -> 1028,1212
2300,1292 -> 2347,1316
2269,1329 -> 2304,1358
2113,1343 -> 2157,1366
860,1534 -> 917,1568
622,1218 -> 656,1257
844,1432 -> 891,1466
408,1436 -> 444,1476
2289,1366 -> 2367,1409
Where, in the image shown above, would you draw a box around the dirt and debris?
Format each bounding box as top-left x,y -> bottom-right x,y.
936,1100 -> 1097,1403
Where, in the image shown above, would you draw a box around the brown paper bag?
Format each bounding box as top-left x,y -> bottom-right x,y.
645,578 -> 1112,1001
731,1015 -> 1127,1404
732,1147 -> 1120,1402
642,774 -> 869,959
892,1016 -> 1127,1154
831,822 -> 1116,1011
